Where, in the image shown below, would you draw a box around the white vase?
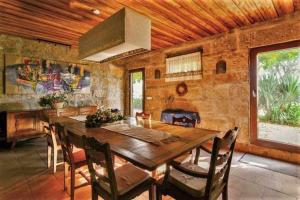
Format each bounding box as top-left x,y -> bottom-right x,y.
53,102 -> 64,109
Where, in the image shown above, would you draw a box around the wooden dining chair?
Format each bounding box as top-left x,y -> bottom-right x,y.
45,124 -> 63,173
193,127 -> 240,165
83,135 -> 155,200
55,123 -> 89,200
172,116 -> 196,164
156,127 -> 239,200
135,112 -> 151,120
172,116 -> 196,127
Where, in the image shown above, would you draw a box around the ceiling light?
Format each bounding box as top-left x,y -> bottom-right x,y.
92,9 -> 100,15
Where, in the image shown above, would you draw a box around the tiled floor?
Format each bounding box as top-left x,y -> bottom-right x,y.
0,137 -> 299,200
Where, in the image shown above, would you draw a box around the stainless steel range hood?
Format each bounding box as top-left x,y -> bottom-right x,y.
79,7 -> 151,62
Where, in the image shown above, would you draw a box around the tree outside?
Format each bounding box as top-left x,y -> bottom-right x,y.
258,48 -> 300,126
131,71 -> 143,115
257,47 -> 300,146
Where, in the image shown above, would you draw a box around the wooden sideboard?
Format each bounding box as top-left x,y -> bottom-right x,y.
0,106 -> 97,147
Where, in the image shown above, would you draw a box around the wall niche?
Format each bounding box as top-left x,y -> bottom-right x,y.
216,60 -> 226,74
154,69 -> 161,79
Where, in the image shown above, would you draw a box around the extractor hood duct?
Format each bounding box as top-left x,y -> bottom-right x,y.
79,7 -> 151,62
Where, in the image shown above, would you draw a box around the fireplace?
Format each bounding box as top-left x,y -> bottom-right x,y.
160,109 -> 200,127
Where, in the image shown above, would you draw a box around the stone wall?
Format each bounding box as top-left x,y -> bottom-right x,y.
118,12 -> 300,163
0,34 -> 124,111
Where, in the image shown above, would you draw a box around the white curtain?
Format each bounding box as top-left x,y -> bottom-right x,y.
166,52 -> 202,82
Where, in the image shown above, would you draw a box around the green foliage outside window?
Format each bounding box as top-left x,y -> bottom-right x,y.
258,48 -> 300,126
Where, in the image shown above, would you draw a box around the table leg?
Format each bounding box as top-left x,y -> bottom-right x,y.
151,170 -> 158,200
151,183 -> 156,200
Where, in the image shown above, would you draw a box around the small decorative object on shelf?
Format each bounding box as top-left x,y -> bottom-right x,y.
38,92 -> 67,109
216,60 -> 226,74
176,82 -> 188,96
85,108 -> 125,128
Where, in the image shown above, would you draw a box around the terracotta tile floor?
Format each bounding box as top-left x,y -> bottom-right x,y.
0,137 -> 299,200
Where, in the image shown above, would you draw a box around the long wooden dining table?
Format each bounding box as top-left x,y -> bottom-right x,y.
48,116 -> 220,171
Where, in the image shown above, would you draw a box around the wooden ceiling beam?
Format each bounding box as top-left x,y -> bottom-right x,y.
230,0 -> 257,23
252,0 -> 276,20
0,25 -> 75,46
0,20 -> 78,42
0,13 -> 82,38
263,0 -> 280,18
151,25 -> 187,43
151,31 -> 181,45
271,0 -> 285,16
22,0 -> 85,20
135,0 -> 209,37
1,0 -> 95,30
43,0 -> 106,22
151,37 -> 174,49
0,0 -> 297,51
70,0 -> 123,20
235,0 -> 266,21
277,0 -> 295,13
0,6 -> 87,35
192,0 -> 238,29
174,0 -> 229,33
211,0 -> 250,27
293,0 -> 300,10
146,0 -> 218,35
245,0 -> 268,20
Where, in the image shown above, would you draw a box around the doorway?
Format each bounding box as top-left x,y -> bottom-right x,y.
250,41 -> 300,152
129,68 -> 145,117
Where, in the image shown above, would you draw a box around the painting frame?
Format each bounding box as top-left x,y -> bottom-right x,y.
4,54 -> 91,95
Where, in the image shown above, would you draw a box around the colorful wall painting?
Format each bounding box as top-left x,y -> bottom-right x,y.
5,55 -> 91,94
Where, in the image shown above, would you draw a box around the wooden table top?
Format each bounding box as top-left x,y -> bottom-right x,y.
49,116 -> 220,171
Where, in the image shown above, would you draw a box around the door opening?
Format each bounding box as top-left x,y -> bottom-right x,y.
250,41 -> 300,153
129,69 -> 145,117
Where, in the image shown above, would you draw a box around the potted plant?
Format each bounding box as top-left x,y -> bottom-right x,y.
51,93 -> 67,109
39,92 -> 67,109
85,108 -> 125,128
38,95 -> 52,108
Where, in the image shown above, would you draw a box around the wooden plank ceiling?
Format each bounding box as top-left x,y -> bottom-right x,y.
0,0 -> 298,50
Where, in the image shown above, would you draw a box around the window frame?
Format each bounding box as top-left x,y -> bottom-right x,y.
249,40 -> 300,153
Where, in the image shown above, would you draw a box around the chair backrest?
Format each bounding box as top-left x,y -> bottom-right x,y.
83,136 -> 118,199
55,122 -> 74,165
136,112 -> 151,120
172,116 -> 196,127
45,124 -> 59,148
67,130 -> 85,149
204,127 -> 240,198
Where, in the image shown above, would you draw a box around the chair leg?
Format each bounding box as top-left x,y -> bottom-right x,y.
222,184 -> 228,200
64,162 -> 68,191
11,140 -> 17,149
70,168 -> 75,200
156,186 -> 162,200
47,146 -> 52,168
53,148 -> 57,173
148,187 -> 153,200
194,148 -> 200,164
92,186 -> 98,200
